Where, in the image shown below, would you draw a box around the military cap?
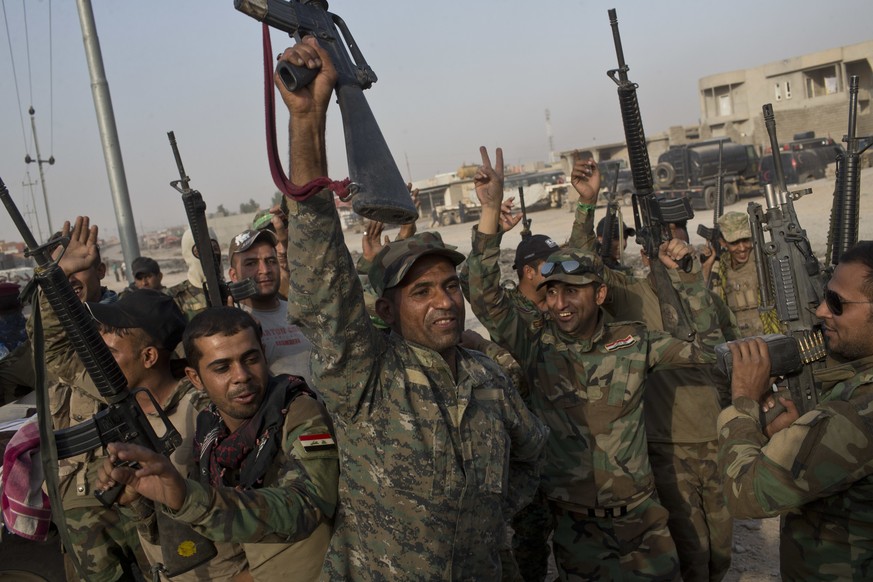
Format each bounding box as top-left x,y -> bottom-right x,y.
252,209 -> 277,232
717,211 -> 752,243
536,249 -> 603,290
369,231 -> 466,297
131,256 -> 161,277
228,229 -> 278,264
87,288 -> 186,350
513,234 -> 560,270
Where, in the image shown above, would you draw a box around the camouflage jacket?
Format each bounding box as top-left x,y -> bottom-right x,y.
467,228 -> 715,510
169,279 -> 208,322
164,376 -> 339,582
717,355 -> 873,580
569,203 -> 738,442
284,190 -> 547,581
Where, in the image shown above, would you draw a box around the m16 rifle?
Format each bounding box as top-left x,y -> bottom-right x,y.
599,164 -> 622,264
742,104 -> 828,419
235,0 -> 418,225
0,178 -> 215,577
168,132 -> 256,306
696,141 -> 725,259
827,75 -> 872,267
606,8 -> 696,340
517,185 -> 532,239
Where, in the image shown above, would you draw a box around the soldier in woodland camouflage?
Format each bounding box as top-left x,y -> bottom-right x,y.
718,240 -> 873,581
567,160 -> 737,581
99,307 -> 338,581
468,147 -> 719,581
705,211 -> 780,336
276,38 -> 547,580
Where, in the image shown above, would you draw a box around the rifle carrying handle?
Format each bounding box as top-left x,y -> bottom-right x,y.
276,61 -> 319,92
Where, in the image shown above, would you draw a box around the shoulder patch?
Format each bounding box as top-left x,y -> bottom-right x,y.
299,433 -> 336,452
604,334 -> 636,351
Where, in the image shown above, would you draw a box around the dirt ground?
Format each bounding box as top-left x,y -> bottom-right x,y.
102,167 -> 873,580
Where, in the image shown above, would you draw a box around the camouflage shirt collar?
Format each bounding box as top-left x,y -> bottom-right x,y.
818,354 -> 873,398
544,309 -> 607,352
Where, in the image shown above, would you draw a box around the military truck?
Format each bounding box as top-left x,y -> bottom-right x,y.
652,139 -> 762,210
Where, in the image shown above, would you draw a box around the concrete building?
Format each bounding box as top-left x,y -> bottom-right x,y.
560,39 -> 873,175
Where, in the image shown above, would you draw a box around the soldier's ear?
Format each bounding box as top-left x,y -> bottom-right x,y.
375,297 -> 396,326
141,346 -> 160,369
185,367 -> 205,391
594,283 -> 608,306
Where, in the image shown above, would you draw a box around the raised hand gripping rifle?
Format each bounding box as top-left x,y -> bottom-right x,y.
607,8 -> 696,340
743,104 -> 828,418
827,75 -> 872,267
696,141 -> 725,259
235,0 -> 418,225
0,178 -> 215,577
168,132 -> 256,306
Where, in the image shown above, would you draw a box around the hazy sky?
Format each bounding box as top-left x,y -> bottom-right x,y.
1,0 -> 872,242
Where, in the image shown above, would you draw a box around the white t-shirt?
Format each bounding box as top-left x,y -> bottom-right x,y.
245,299 -> 313,387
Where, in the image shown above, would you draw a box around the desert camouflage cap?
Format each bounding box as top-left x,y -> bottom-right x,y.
369,231 -> 466,297
717,211 -> 752,243
536,248 -> 603,290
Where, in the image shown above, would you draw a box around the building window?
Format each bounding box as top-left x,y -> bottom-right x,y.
718,94 -> 732,116
775,83 -> 782,101
804,65 -> 841,98
785,81 -> 792,99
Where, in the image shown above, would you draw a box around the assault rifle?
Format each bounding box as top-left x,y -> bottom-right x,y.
827,75 -> 871,266
744,104 -> 828,419
0,178 -> 215,577
168,131 -> 256,306
517,186 -> 532,239
696,141 -> 725,259
599,164 -> 622,264
235,0 -> 418,225
606,8 -> 696,340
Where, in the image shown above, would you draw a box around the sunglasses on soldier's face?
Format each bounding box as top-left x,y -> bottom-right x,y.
823,288 -> 873,316
541,260 -> 590,277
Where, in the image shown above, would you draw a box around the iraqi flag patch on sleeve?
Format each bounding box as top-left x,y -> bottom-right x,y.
605,334 -> 636,351
299,433 -> 337,452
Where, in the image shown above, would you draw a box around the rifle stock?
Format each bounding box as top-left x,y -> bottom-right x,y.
236,0 -> 418,225
606,8 -> 695,341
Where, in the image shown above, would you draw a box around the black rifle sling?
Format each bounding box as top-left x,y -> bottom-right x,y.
33,302 -> 91,581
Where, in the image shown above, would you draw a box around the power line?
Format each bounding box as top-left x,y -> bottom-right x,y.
1,0 -> 30,153
22,0 -> 32,105
49,0 -> 54,153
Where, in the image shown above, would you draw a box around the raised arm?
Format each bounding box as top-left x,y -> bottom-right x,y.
278,38 -> 385,418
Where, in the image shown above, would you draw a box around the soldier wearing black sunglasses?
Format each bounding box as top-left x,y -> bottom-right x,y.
720,240 -> 873,580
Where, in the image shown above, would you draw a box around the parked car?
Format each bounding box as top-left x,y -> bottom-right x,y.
759,150 -> 826,186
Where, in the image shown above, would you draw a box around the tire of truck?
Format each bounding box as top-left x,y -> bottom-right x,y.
654,163 -> 675,188
724,183 -> 739,206
440,212 -> 453,226
703,185 -> 717,210
453,212 -> 463,225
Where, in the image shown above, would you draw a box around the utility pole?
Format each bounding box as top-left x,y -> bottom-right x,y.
76,0 -> 140,279
24,107 -> 55,235
545,108 -> 555,163
21,172 -> 43,241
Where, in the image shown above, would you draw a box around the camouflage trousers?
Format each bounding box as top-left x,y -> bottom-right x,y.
63,505 -> 147,582
550,496 -> 680,581
649,440 -> 732,582
510,489 -> 555,581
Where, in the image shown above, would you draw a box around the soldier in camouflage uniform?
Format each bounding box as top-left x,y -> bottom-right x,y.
100,307 -> 339,582
30,217 -> 146,581
169,228 -> 221,321
277,38 -> 547,580
705,211 -> 780,337
718,240 -> 873,581
567,160 -> 737,581
468,147 -> 721,581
